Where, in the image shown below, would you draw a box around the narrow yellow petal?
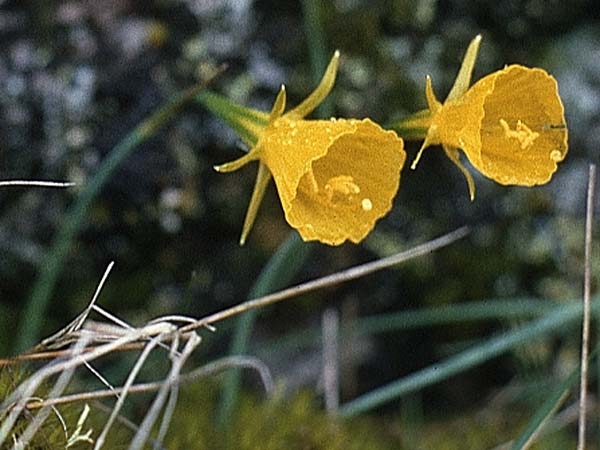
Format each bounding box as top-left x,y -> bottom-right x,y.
239,162 -> 272,245
214,151 -> 258,173
425,76 -> 442,113
410,80 -> 442,170
285,50 -> 340,119
443,145 -> 475,201
268,85 -> 287,123
446,34 -> 482,102
410,135 -> 433,170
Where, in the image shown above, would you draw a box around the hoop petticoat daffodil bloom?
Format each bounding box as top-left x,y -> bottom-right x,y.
409,35 -> 568,200
203,52 -> 406,246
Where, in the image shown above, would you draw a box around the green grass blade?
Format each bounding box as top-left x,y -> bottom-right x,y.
509,365 -> 580,449
339,300 -> 586,417
356,298 -> 558,335
17,82 -> 216,352
257,298 -> 559,357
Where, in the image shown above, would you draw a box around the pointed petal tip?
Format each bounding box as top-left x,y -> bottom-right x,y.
424,76 -> 440,112
446,34 -> 482,102
467,178 -> 476,201
425,75 -> 433,92
411,140 -> 429,170
285,50 -> 339,118
213,152 -> 256,173
269,85 -> 287,122
214,162 -> 235,173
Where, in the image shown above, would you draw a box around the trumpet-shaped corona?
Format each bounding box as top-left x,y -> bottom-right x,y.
213,52 -> 406,245
411,36 -> 568,200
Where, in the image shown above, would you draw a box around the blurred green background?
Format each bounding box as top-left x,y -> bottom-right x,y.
1,0 -> 600,447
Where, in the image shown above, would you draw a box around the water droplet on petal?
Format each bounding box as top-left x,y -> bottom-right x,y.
550,150 -> 562,162
361,198 -> 372,211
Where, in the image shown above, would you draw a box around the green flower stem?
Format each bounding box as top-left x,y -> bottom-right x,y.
16,74 -> 223,353
216,233 -> 315,426
195,91 -> 268,147
339,299 -> 593,417
301,0 -> 333,118
199,88 -> 312,430
217,1 -> 330,426
387,108 -> 432,140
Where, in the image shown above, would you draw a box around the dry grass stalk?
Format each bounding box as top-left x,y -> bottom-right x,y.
578,163 -> 596,450
1,227 -> 468,448
0,180 -> 75,188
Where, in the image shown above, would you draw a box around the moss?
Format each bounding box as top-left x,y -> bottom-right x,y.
418,410 -> 576,450
165,383 -> 399,450
0,367 -> 132,450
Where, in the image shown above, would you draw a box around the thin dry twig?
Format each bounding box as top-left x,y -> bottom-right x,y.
0,336 -> 91,447
14,338 -> 88,450
1,227 -> 466,448
91,401 -> 167,450
7,228 -> 468,369
0,180 -> 75,188
24,356 -> 274,411
322,308 -> 339,414
35,262 -> 116,352
93,336 -> 166,450
0,322 -> 174,413
127,333 -> 200,450
152,335 -> 200,450
578,163 -> 596,450
179,226 -> 470,334
0,343 -> 147,366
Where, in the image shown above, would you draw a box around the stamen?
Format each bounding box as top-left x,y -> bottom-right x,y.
305,170 -> 319,193
500,119 -> 540,150
324,175 -> 360,203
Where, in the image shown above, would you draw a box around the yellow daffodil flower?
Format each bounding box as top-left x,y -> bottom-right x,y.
209,52 -> 406,246
410,35 -> 568,200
